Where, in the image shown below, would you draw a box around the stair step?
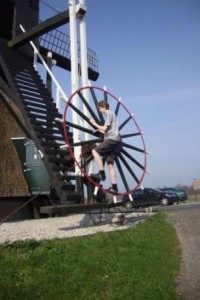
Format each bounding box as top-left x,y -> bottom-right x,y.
48,156 -> 73,164
21,95 -> 53,102
31,119 -> 62,129
17,88 -> 50,98
22,100 -> 56,110
37,133 -> 64,141
53,165 -> 74,172
33,125 -> 63,134
40,140 -> 63,148
25,106 -> 58,115
39,202 -> 111,216
44,148 -> 70,156
28,112 -> 62,121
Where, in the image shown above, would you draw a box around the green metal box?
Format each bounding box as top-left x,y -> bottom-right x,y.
12,138 -> 50,195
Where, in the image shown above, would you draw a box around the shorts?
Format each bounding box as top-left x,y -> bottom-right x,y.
94,139 -> 122,164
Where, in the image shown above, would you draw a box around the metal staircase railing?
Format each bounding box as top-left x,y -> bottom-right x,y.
39,24 -> 98,73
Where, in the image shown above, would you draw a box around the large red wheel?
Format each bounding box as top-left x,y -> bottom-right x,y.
63,86 -> 147,196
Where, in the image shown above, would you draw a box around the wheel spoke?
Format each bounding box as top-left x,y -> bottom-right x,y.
119,115 -> 132,130
65,120 -> 99,136
70,139 -> 101,147
78,91 -> 99,123
115,157 -> 130,191
118,153 -> 140,184
121,148 -> 145,170
121,132 -> 141,138
122,142 -> 145,153
115,101 -> 120,116
90,88 -> 104,122
69,101 -> 94,129
104,89 -> 108,102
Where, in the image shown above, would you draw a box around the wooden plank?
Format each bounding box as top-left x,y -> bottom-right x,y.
39,202 -> 122,215
8,10 -> 70,49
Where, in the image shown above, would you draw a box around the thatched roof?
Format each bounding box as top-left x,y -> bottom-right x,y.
0,89 -> 30,197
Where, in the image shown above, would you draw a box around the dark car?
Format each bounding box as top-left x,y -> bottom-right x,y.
160,188 -> 188,202
123,188 -> 177,209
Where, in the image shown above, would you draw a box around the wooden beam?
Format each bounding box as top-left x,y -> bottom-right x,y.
8,10 -> 71,49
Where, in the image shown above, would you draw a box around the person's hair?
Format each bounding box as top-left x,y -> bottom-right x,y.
97,100 -> 109,109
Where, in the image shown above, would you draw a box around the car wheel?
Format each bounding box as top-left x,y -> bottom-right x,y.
160,197 -> 169,206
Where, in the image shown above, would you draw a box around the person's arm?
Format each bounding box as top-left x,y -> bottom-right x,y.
90,118 -> 107,134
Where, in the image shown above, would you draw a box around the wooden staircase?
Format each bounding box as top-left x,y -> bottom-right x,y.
0,37 -> 82,207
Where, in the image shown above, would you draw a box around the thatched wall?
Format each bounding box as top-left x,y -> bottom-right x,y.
0,89 -> 30,197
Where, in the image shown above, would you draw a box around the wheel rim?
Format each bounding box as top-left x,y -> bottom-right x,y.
63,86 -> 147,196
161,198 -> 168,206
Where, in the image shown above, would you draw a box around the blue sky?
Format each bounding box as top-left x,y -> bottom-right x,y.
40,0 -> 200,188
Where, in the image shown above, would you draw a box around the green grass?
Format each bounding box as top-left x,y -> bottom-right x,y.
0,212 -> 181,300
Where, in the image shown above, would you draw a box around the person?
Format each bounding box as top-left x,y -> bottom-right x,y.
90,100 -> 122,194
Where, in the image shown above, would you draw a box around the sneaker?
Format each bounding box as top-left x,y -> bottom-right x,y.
108,187 -> 118,195
99,173 -> 106,181
90,173 -> 106,181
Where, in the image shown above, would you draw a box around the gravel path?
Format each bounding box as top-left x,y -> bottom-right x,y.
167,208 -> 200,300
0,211 -> 149,244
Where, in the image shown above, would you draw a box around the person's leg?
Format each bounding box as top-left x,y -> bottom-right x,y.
107,163 -> 116,184
92,140 -> 119,182
106,140 -> 122,193
92,148 -> 106,180
107,162 -> 118,193
92,148 -> 104,170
